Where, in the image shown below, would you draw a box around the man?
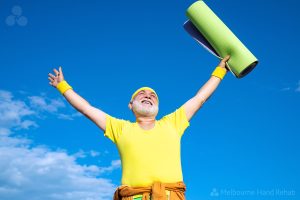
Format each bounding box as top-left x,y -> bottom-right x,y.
48,55 -> 230,200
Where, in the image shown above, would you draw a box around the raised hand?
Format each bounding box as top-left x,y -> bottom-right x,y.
48,66 -> 65,88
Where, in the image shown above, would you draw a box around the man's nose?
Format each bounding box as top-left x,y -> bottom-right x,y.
144,95 -> 151,99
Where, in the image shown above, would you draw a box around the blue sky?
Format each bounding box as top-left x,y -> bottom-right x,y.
0,0 -> 299,199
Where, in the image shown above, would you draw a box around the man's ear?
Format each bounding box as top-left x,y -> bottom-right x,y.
128,101 -> 133,110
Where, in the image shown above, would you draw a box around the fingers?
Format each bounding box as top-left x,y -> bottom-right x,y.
48,68 -> 61,87
50,66 -> 62,77
48,73 -> 56,79
49,67 -> 63,87
53,68 -> 59,76
222,55 -> 230,63
48,77 -> 54,87
49,81 -> 56,87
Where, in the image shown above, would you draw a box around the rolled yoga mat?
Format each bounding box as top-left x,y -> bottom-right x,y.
184,0 -> 258,78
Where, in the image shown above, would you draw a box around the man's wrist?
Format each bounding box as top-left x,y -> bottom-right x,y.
57,80 -> 73,94
211,66 -> 227,80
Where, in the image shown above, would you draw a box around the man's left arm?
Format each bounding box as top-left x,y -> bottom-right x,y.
183,55 -> 230,121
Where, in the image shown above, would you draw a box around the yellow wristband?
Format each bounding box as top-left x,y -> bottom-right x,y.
57,80 -> 73,94
211,66 -> 227,80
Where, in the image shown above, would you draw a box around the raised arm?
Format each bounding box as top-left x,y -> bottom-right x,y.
48,66 -> 107,131
183,55 -> 230,121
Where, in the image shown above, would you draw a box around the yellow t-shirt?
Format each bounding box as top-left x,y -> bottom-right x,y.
104,105 -> 190,187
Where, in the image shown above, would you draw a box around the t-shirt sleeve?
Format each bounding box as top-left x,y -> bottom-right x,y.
161,105 -> 190,137
104,114 -> 127,144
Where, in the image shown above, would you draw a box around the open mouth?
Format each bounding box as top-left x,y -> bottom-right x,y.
141,100 -> 152,105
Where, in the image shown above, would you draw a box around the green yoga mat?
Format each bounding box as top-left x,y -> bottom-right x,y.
185,1 -> 258,78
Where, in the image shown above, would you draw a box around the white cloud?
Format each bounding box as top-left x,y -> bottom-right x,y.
28,96 -> 65,113
90,150 -> 101,157
0,127 -> 11,136
0,90 -> 83,135
0,90 -> 13,101
19,119 -> 38,129
27,95 -> 82,120
73,150 -> 102,159
73,149 -> 87,158
0,89 -> 121,200
99,160 -> 121,174
0,90 -> 37,133
0,135 -> 118,200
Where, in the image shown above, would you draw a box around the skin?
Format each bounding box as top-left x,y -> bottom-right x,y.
48,55 -> 230,131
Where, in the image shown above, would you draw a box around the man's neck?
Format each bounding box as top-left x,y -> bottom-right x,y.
136,116 -> 156,130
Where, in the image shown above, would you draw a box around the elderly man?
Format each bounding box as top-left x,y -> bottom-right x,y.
48,55 -> 230,200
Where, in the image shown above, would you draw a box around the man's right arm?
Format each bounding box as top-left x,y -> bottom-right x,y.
48,66 -> 107,132
63,89 -> 107,132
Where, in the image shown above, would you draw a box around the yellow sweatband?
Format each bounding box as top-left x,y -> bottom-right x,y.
131,87 -> 159,102
211,66 -> 227,80
57,80 -> 73,94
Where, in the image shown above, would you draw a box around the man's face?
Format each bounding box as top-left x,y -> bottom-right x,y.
130,90 -> 159,117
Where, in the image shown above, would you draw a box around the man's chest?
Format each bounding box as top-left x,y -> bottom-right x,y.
116,125 -> 181,154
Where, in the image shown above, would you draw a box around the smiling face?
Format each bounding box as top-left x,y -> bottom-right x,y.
129,89 -> 159,117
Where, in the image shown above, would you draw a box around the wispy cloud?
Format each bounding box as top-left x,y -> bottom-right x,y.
57,112 -> 83,120
28,95 -> 65,113
90,150 -> 102,157
99,160 -> 121,174
27,94 -> 82,120
0,90 -> 38,133
73,150 -> 104,159
0,89 -> 82,134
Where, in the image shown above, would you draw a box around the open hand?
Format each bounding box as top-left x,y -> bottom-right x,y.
48,66 -> 65,88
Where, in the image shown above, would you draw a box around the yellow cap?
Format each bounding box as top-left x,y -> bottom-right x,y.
130,87 -> 159,102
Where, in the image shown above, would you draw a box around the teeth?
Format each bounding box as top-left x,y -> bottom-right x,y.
142,100 -> 151,105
